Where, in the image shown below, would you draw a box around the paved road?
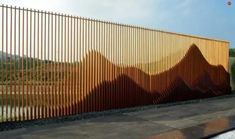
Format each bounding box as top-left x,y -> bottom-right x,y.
1,95 -> 235,139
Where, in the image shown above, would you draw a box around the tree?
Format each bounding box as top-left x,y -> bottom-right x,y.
232,63 -> 235,82
230,49 -> 235,57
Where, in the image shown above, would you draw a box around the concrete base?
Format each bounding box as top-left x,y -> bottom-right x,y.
1,95 -> 235,139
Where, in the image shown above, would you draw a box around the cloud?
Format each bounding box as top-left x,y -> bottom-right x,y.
0,0 -> 195,26
0,0 -> 156,23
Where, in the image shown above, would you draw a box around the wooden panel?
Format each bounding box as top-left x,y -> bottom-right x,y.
0,5 -> 230,123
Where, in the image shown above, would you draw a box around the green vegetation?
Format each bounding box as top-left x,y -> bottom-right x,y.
232,62 -> 235,82
0,92 -> 58,107
0,94 -> 26,107
230,48 -> 235,57
0,58 -> 68,84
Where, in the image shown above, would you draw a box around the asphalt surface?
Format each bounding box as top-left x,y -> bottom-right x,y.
1,94 -> 235,139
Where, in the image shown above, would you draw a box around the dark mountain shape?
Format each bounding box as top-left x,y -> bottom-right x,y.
75,75 -> 159,113
192,71 -> 231,95
71,74 -> 224,114
149,44 -> 230,92
63,44 -> 230,94
13,44 -> 229,114
17,44 -> 229,115
61,44 -> 230,108
157,77 -> 217,104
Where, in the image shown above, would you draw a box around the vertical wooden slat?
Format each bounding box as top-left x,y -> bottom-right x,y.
90,19 -> 93,112
54,13 -> 57,117
73,17 -> 76,114
116,23 -> 119,108
68,15 -> 71,115
25,8 -> 29,121
1,5 -> 4,122
21,8 -> 25,121
33,9 -> 36,120
93,20 -> 96,111
44,11 -> 47,118
70,16 -> 73,115
105,21 -> 107,110
50,12 -> 53,118
40,11 -> 42,119
87,19 -> 90,113
59,14 -> 62,116
63,14 -> 66,116
101,21 -> 104,111
61,14 -> 64,116
68,16 -> 71,115
37,10 -> 40,119
75,17 -> 78,113
84,19 -> 87,113
111,22 -> 114,109
52,13 -> 55,117
106,22 -> 109,110
9,6 -> 13,122
5,6 -> 8,122
13,6 -> 17,121
67,15 -> 71,115
39,11 -> 42,119
65,15 -> 68,116
97,20 -> 99,111
0,5 -> 231,123
53,13 -> 56,117
75,17 -> 78,114
97,20 -> 101,111
78,17 -> 80,114
62,14 -> 65,116
29,9 -> 32,120
79,17 -> 83,114
46,12 -> 50,118
57,14 -> 60,117
64,14 -> 67,115
17,8 -> 21,121
58,14 -> 61,117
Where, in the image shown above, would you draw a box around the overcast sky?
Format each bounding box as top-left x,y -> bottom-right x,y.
0,0 -> 234,48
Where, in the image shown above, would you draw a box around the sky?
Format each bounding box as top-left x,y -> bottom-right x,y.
0,0 -> 234,48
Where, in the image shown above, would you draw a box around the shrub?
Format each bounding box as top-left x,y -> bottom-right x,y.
232,63 -> 235,82
230,49 -> 235,57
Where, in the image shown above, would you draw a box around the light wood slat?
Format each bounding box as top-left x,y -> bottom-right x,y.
0,5 -> 230,123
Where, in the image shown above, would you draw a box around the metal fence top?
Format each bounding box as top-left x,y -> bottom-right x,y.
0,4 -> 230,44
